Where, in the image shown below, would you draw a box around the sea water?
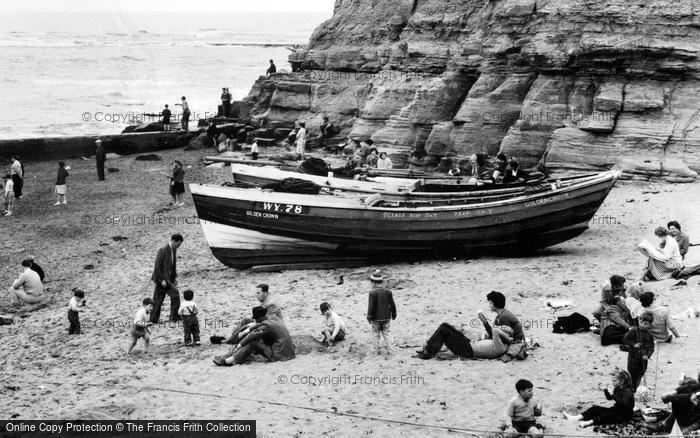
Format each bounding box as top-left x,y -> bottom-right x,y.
0,11 -> 330,139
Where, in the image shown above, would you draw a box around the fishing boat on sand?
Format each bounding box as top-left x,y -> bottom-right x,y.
190,170 -> 620,268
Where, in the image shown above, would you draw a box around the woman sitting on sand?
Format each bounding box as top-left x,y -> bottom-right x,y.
638,226 -> 684,281
413,311 -> 513,360
563,369 -> 635,428
599,296 -> 633,346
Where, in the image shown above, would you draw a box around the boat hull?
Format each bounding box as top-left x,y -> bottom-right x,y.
191,171 -> 618,268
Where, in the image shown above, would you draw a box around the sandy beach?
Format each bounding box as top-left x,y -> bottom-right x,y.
1,148 -> 699,437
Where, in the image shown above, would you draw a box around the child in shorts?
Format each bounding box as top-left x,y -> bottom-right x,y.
505,379 -> 544,437
178,289 -> 201,346
128,298 -> 154,354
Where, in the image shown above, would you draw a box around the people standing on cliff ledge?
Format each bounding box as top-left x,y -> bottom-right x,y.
266,59 -> 276,76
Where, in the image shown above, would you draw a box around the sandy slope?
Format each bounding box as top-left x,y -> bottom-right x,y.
0,148 -> 698,437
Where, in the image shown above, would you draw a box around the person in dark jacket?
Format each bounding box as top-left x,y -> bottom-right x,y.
214,306 -> 295,366
25,256 -> 45,282
647,375 -> 700,434
592,275 -> 627,322
600,297 -> 633,346
367,270 -> 397,355
266,59 -> 276,75
150,234 -> 183,323
95,139 -> 106,181
564,369 -> 635,427
502,159 -> 529,183
54,161 -> 69,205
622,312 -> 655,391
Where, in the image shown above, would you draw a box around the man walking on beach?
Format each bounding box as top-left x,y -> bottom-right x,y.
95,139 -> 106,181
367,270 -> 397,355
150,234 -> 183,323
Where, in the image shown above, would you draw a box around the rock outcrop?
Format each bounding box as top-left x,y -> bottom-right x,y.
236,0 -> 700,181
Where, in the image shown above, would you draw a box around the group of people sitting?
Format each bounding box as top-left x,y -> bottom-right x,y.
445,152 -> 533,184
638,221 -> 691,281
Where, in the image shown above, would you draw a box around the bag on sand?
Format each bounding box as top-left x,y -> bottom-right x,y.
552,312 -> 591,334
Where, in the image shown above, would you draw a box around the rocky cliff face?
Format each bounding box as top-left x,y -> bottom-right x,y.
239,0 -> 700,181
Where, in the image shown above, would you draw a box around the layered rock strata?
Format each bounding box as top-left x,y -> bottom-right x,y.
237,0 -> 700,181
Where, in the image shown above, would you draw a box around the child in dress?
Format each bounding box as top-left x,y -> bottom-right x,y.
504,379 -> 544,437
178,289 -> 201,346
3,174 -> 13,216
563,369 -> 635,427
622,311 -> 655,391
319,302 -> 346,347
67,289 -> 86,334
54,161 -> 69,206
128,298 -> 154,354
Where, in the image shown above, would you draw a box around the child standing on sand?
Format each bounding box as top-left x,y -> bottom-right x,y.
622,311 -> 655,391
319,302 -> 346,347
128,298 -> 154,354
67,289 -> 86,334
54,161 -> 69,206
178,289 -> 201,346
504,379 -> 544,437
366,270 -> 397,355
3,174 -> 13,216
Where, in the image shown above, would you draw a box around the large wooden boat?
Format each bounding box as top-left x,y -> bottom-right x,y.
228,163 -> 583,199
190,170 -> 619,268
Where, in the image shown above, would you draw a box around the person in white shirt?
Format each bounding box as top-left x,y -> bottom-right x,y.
8,259 -> 43,306
128,298 -> 154,354
295,122 -> 307,156
319,302 -> 346,347
638,226 -> 683,281
67,289 -> 86,335
3,174 -> 13,216
377,152 -> 393,169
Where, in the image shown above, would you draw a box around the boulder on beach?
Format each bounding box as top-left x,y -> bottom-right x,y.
184,133 -> 214,151
134,154 -> 161,161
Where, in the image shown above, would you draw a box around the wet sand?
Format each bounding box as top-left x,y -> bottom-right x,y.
1,147 -> 699,437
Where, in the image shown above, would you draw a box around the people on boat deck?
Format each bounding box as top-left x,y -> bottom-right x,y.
502,159 -> 529,183
662,221 -> 690,260
366,148 -> 379,168
599,294 -> 633,346
639,292 -> 683,342
377,152 -> 393,169
638,226 -> 683,281
493,153 -> 508,181
448,159 -> 462,176
592,275 -> 627,322
563,369 -> 635,428
468,153 -> 493,181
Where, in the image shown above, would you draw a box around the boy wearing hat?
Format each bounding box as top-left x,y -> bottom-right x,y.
367,270 -> 397,355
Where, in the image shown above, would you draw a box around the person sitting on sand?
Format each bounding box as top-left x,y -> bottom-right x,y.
623,281 -> 645,323
128,298 -> 154,355
225,284 -> 283,345
599,295 -> 632,346
563,369 -> 635,428
639,292 -> 683,342
647,373 -> 700,434
663,221 -> 690,260
25,255 -> 45,283
503,379 -> 544,438
413,314 -> 515,360
319,302 -> 346,347
592,275 -> 627,322
214,306 -> 295,366
7,259 -> 43,307
638,226 -> 683,281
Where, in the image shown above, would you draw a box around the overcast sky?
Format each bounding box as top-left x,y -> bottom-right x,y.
0,0 -> 334,13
